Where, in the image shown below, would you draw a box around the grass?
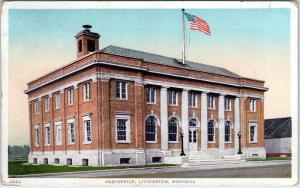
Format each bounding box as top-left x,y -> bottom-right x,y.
8,161 -> 177,176
246,157 -> 291,161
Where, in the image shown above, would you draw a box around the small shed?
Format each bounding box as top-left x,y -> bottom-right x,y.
264,117 -> 291,157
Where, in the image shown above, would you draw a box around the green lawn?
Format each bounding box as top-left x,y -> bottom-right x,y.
9,161 -> 176,175
246,157 -> 291,161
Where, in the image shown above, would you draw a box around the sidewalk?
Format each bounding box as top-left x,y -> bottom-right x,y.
10,160 -> 291,178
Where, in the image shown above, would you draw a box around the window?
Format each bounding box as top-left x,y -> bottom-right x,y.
208,95 -> 215,109
87,39 -> 95,52
168,90 -> 178,106
189,130 -> 197,143
83,83 -> 91,101
168,118 -> 178,142
82,159 -> 89,166
44,158 -> 48,164
68,120 -> 76,145
249,122 -> 258,143
145,116 -> 156,142
189,119 -> 197,127
225,121 -> 231,142
44,124 -> 51,146
54,158 -> 60,164
67,158 -> 72,165
44,97 -> 49,112
78,40 -> 82,52
115,115 -> 131,143
249,99 -> 257,112
120,158 -> 130,164
55,93 -> 61,109
33,100 -> 39,114
225,97 -> 232,111
55,121 -> 62,146
208,120 -> 215,142
152,157 -> 162,163
146,87 -> 156,104
116,81 -> 127,100
67,88 -> 74,105
83,117 -> 92,144
34,126 -> 40,146
188,92 -> 197,107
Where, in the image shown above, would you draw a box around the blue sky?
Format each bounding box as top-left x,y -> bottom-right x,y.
8,8 -> 291,145
9,9 -> 290,60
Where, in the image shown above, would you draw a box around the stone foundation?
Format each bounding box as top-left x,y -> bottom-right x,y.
28,147 -> 266,166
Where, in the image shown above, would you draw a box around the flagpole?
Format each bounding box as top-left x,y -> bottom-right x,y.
182,8 -> 186,65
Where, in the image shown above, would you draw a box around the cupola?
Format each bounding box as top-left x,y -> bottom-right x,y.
75,25 -> 100,58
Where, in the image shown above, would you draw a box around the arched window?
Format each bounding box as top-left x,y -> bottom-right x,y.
208,120 -> 215,142
145,116 -> 156,142
168,118 -> 178,141
189,119 -> 197,127
225,121 -> 231,142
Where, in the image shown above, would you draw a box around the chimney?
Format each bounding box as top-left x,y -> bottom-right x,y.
75,25 -> 100,58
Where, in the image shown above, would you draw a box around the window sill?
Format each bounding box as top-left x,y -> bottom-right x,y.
34,145 -> 40,147
189,106 -> 198,109
56,144 -> 62,146
225,141 -> 232,144
116,98 -> 128,101
225,109 -> 232,112
45,144 -> 51,147
208,108 -> 216,110
249,141 -> 258,144
168,141 -> 179,144
68,143 -> 75,145
83,99 -> 91,102
83,141 -> 92,145
116,141 -> 131,144
208,141 -> 216,144
146,141 -> 157,144
248,111 -> 257,113
168,104 -> 178,107
146,102 -> 156,105
44,110 -> 49,113
67,104 -> 74,106
55,108 -> 61,110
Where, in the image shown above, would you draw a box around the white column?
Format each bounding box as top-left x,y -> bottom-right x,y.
218,94 -> 225,154
201,92 -> 208,151
234,97 -> 240,152
160,87 -> 168,150
181,89 -> 189,153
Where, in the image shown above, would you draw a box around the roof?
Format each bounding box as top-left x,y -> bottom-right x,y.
100,45 -> 240,78
264,117 -> 292,139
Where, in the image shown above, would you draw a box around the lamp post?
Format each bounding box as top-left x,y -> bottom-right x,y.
237,131 -> 243,154
180,131 -> 186,156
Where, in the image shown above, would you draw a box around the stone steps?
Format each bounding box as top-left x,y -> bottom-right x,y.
183,152 -> 246,168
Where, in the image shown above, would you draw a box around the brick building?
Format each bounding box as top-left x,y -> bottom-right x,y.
25,26 -> 268,166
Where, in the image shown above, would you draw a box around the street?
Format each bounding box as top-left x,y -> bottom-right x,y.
14,160 -> 291,178
102,164 -> 291,178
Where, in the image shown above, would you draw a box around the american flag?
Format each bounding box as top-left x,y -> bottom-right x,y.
183,12 -> 211,36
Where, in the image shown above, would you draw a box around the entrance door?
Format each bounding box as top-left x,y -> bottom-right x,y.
189,129 -> 198,151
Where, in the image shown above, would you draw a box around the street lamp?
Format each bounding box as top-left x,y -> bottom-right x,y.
237,131 -> 243,154
180,131 -> 186,156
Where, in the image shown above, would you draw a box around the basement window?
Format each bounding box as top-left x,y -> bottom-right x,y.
44,158 -> 48,164
82,159 -> 89,166
54,158 -> 60,164
67,158 -> 72,165
120,158 -> 131,164
152,157 -> 162,163
252,154 -> 259,158
33,158 -> 37,164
